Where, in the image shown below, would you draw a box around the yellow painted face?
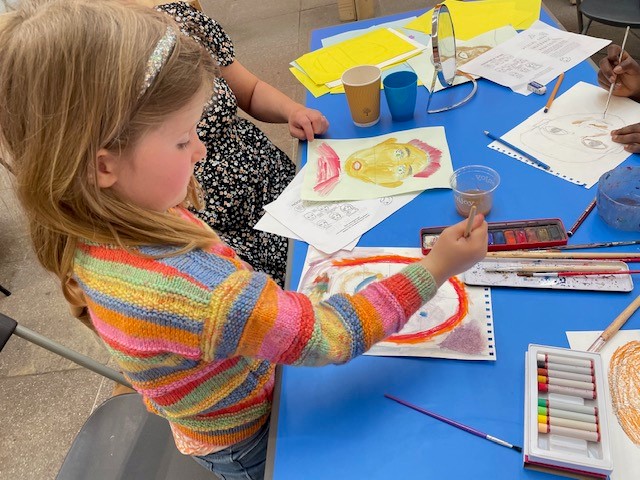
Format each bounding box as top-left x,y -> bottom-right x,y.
344,138 -> 429,188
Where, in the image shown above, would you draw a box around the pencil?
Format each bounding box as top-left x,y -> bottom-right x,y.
604,26 -> 631,119
567,198 -> 597,237
544,73 -> 565,113
464,205 -> 477,238
484,130 -> 551,170
384,394 -> 522,453
588,293 -> 640,352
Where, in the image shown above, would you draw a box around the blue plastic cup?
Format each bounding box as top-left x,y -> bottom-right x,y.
383,71 -> 418,122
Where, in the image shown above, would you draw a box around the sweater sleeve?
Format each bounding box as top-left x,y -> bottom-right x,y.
74,241 -> 437,367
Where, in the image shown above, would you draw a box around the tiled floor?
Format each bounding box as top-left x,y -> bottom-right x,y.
0,1 -> 635,478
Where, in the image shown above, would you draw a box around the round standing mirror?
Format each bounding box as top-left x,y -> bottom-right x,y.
427,4 -> 478,114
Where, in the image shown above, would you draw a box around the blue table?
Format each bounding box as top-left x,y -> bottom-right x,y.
267,8 -> 640,480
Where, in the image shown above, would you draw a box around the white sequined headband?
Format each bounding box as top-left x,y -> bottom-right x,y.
138,27 -> 177,98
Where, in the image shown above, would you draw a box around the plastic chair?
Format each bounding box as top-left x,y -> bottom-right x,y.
0,312 -> 217,480
576,0 -> 640,35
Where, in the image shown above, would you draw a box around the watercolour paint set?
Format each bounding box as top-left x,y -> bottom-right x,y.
524,345 -> 613,479
420,218 -> 568,255
463,258 -> 634,292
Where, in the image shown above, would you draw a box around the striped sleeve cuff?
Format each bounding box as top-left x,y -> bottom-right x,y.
400,263 -> 438,304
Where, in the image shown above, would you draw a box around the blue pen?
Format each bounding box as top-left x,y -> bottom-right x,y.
484,130 -> 550,170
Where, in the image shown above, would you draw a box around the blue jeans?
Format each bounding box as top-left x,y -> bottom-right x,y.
192,420 -> 269,480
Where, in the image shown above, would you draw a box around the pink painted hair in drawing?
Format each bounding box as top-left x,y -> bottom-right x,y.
314,142 -> 341,195
409,139 -> 442,178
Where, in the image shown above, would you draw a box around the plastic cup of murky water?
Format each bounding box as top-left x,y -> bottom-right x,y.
450,165 -> 500,217
597,166 -> 640,231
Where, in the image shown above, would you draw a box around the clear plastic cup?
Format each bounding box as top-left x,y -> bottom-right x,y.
597,166 -> 640,231
450,165 -> 500,216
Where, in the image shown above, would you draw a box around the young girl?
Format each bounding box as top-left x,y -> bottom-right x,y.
0,1 -> 488,479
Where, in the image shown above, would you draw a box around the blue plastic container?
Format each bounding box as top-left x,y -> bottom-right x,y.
597,166 -> 640,231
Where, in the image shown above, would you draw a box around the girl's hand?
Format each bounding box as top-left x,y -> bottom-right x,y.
598,44 -> 640,100
420,214 -> 488,287
288,107 -> 329,141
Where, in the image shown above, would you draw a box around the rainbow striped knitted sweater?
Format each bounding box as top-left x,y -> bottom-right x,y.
73,211 -> 437,451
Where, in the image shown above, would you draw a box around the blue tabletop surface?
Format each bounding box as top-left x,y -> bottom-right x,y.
270,8 -> 640,480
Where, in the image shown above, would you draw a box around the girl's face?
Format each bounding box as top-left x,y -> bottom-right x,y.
109,90 -> 207,211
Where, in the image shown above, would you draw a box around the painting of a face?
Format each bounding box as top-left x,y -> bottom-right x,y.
456,45 -> 491,65
521,114 -> 626,163
344,138 -> 437,188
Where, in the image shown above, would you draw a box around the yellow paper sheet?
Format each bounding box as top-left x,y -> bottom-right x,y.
404,0 -> 540,40
294,28 -> 422,85
289,67 -> 330,98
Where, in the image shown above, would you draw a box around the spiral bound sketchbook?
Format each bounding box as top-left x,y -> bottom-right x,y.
298,247 -> 496,361
488,82 -> 640,188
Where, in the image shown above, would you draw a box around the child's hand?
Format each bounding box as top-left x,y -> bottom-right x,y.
420,214 -> 488,286
288,107 -> 329,141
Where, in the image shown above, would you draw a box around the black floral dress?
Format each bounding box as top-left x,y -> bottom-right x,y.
157,2 -> 295,286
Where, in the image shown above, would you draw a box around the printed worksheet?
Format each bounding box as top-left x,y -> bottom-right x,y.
460,21 -> 609,95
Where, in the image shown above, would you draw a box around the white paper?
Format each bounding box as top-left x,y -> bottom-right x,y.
566,330 -> 640,480
254,211 -> 360,251
491,82 -> 640,188
264,168 -> 417,255
298,247 -> 496,360
460,21 -> 610,95
408,26 -> 518,93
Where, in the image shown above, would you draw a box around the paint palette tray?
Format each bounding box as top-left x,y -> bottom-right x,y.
463,259 -> 633,292
524,345 -> 613,478
421,218 -> 568,255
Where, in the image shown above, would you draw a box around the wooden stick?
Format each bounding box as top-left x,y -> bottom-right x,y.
588,294 -> 640,353
520,270 -> 640,277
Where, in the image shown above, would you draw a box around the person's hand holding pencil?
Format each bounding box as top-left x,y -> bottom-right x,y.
420,207 -> 488,285
597,37 -> 640,101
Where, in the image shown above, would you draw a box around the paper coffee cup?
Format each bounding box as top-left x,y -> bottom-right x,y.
341,65 -> 381,127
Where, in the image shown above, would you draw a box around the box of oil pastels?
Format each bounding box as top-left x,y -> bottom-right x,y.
421,218 -> 568,254
524,345 -> 613,479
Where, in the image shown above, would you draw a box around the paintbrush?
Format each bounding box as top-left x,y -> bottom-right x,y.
487,251 -> 640,261
464,205 -> 477,238
603,26 -> 631,118
535,240 -> 640,251
588,294 -> 640,353
384,394 -> 522,453
486,265 -> 624,274
518,270 -> 639,277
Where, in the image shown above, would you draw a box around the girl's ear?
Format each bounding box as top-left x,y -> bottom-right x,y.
94,148 -> 119,189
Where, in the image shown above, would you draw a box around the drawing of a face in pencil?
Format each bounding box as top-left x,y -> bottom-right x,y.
520,114 -> 625,163
314,138 -> 442,195
609,340 -> 640,445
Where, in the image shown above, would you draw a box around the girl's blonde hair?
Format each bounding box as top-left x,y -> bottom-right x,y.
0,0 -> 218,309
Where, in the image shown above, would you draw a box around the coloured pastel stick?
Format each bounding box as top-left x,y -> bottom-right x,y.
525,228 -> 538,242
538,367 -> 594,383
537,227 -> 549,241
538,423 -> 600,442
538,383 -> 596,399
493,231 -> 506,244
515,230 -> 527,243
538,398 -> 598,416
537,361 -> 594,376
488,232 -> 494,245
536,353 -> 593,368
538,415 -> 599,432
504,230 -> 516,244
538,406 -> 598,424
537,375 -> 595,391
